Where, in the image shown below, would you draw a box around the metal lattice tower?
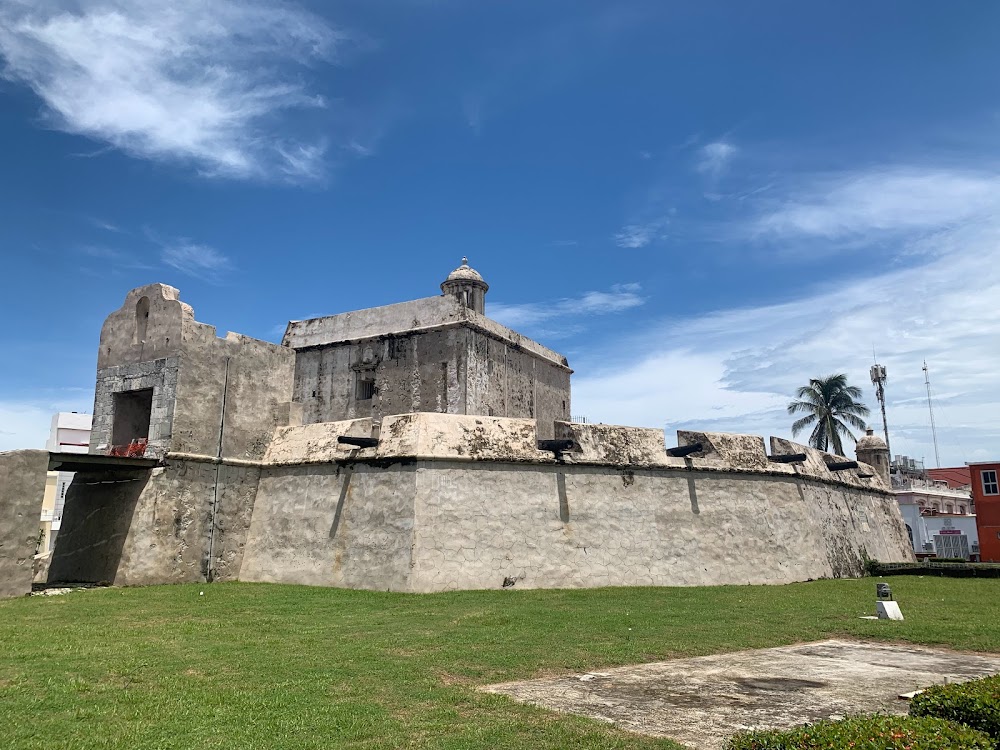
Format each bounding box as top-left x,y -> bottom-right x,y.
922,360 -> 941,469
870,362 -> 891,459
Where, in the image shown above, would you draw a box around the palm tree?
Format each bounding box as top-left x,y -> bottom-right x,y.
787,374 -> 870,455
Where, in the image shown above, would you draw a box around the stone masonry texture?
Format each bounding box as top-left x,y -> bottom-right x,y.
0,450 -> 48,599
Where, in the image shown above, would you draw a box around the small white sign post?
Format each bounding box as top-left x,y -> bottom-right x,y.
875,582 -> 904,620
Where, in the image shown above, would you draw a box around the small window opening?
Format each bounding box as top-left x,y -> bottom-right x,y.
983,470 -> 999,496
134,296 -> 150,344
112,389 -> 153,446
356,376 -> 376,401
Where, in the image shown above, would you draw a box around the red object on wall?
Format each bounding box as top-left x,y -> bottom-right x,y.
971,461 -> 1000,561
108,439 -> 148,458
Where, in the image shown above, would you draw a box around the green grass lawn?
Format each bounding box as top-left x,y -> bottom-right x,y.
2,577 -> 999,749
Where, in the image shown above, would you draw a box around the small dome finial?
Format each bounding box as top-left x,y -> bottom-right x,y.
461,256 -> 469,266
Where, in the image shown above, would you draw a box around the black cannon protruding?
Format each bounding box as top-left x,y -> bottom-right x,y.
826,460 -> 859,471
667,442 -> 703,458
768,453 -> 807,464
337,436 -> 379,449
538,439 -> 576,453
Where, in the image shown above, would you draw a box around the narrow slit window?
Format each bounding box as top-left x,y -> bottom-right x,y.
134,296 -> 150,344
356,376 -> 376,401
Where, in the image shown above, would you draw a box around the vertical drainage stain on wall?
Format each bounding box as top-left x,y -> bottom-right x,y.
557,471 -> 569,523
687,475 -> 700,515
329,464 -> 354,539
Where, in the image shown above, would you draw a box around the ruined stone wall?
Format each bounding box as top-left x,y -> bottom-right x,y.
90,284 -> 296,461
0,450 -> 47,599
48,459 -> 259,586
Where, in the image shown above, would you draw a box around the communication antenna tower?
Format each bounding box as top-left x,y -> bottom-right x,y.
922,360 -> 941,469
869,359 -> 891,459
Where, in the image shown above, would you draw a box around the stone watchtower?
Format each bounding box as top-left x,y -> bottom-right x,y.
856,428 -> 891,487
441,257 -> 488,314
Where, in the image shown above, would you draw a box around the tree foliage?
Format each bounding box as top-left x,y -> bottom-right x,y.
787,374 -> 869,455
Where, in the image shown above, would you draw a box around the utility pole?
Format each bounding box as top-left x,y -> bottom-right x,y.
922,360 -> 941,469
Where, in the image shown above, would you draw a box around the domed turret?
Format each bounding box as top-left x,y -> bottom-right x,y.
856,427 -> 890,486
441,257 -> 489,314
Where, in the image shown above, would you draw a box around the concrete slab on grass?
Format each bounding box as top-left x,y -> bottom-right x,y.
483,639 -> 1000,749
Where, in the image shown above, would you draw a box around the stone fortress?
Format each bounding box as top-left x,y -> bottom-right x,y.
2,260 -> 913,596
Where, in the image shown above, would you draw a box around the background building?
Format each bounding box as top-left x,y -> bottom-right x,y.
40,412 -> 92,553
895,480 -> 979,560
971,461 -> 1000,561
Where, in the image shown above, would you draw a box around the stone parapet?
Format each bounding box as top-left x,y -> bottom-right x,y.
258,414 -> 890,494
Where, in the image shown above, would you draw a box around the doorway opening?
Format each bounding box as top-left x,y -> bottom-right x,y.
112,389 -> 154,447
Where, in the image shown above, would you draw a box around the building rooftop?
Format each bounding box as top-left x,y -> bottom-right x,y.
856,428 -> 887,452
926,466 -> 972,489
443,257 -> 487,287
281,294 -> 570,369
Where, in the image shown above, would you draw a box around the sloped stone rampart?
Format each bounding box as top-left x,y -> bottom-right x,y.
237,415 -> 912,592
46,414 -> 912,591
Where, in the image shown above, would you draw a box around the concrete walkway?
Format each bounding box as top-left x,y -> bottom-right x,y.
483,640 -> 1000,749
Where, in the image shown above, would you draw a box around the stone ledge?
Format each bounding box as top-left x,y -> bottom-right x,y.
251,413 -> 891,495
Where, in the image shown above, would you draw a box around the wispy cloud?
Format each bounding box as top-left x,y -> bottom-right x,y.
491,283 -> 644,335
0,0 -> 350,181
78,244 -> 155,271
159,239 -> 232,282
753,167 -> 1000,241
575,164 -> 1000,465
614,220 -> 668,249
87,216 -> 124,233
696,140 -> 737,178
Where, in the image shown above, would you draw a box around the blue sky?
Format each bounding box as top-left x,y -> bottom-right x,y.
2,0 -> 999,467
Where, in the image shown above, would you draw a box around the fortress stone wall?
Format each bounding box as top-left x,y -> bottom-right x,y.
47,414 -> 913,592
22,268 -> 914,597
0,450 -> 48,598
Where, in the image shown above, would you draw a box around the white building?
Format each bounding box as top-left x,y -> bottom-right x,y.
40,412 -> 92,552
894,476 -> 978,560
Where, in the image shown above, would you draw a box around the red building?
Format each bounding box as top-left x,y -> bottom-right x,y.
927,466 -> 971,491
971,461 -> 1000,561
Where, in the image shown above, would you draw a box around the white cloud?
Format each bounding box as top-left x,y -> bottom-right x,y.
0,0 -> 346,181
754,167 -> 1000,241
491,283 -> 645,333
696,141 -> 737,178
614,221 -> 668,249
574,165 -> 1000,466
160,239 -> 231,281
87,216 -> 123,233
